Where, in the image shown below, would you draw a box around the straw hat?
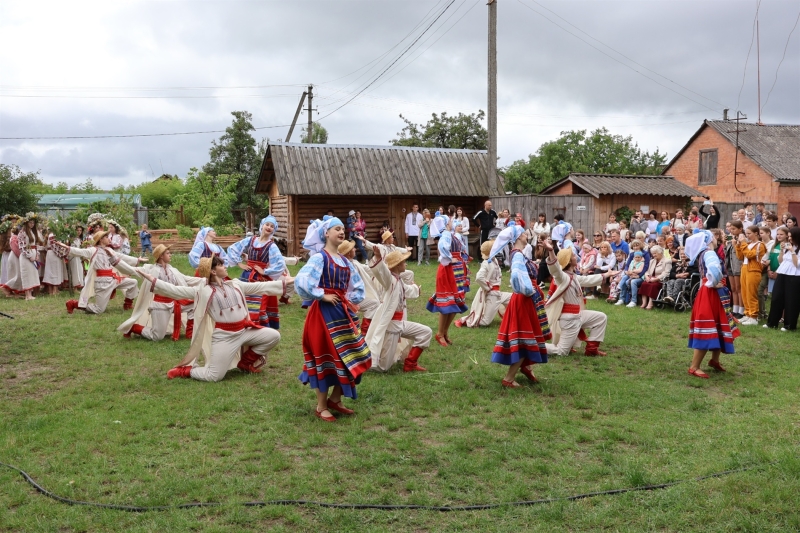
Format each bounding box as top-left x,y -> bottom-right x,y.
338,240 -> 355,255
92,230 -> 108,246
197,257 -> 213,279
381,230 -> 394,243
480,239 -> 494,259
385,250 -> 411,270
152,244 -> 172,263
557,247 -> 573,269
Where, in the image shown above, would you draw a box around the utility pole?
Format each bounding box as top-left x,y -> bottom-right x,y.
756,20 -> 763,125
307,84 -> 314,143
487,0 -> 497,192
285,91 -> 307,142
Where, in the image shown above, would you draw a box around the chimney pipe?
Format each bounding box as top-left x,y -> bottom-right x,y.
723,108 -> 729,121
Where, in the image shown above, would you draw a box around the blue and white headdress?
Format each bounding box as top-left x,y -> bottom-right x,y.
487,225 -> 524,263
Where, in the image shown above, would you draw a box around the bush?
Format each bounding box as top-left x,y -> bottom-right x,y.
176,225 -> 195,240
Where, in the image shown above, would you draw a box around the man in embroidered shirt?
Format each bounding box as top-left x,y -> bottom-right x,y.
405,204 -> 421,262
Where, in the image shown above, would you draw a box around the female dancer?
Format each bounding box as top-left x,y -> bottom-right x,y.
296,217 -> 372,422
451,219 -> 471,295
425,215 -> 468,347
488,225 -> 550,387
0,215 -> 21,296
138,256 -> 290,381
226,216 -> 298,329
685,230 -> 740,378
17,213 -> 42,300
68,225 -> 85,289
188,227 -> 229,273
106,220 -> 123,251
42,230 -> 68,295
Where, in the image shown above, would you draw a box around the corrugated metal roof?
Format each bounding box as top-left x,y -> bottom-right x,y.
706,121 -> 800,182
37,193 -> 142,207
540,173 -> 704,198
256,142 -> 500,196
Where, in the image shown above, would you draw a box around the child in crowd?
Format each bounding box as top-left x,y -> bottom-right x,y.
618,219 -> 629,242
757,226 -> 775,321
606,249 -> 632,303
578,242 -> 598,298
724,221 -> 744,318
617,250 -> 646,307
604,214 -> 620,235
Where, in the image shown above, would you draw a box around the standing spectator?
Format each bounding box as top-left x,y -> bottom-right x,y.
645,210 -> 659,242
608,229 -> 630,255
472,200 -> 498,247
417,209 -> 434,265
781,212 -> 791,226
725,220 -> 744,318
757,226 -> 775,320
765,214 -> 779,239
618,219 -> 630,242
352,210 -> 367,263
604,213 -> 620,235
346,210 -> 357,238
766,227 -> 800,331
786,216 -> 797,229
496,209 -> 510,228
629,210 -> 647,237
671,209 -> 687,229
530,213 -> 550,242
686,209 -> 704,231
405,204 -> 421,261
139,224 -> 152,256
550,214 -> 572,247
735,225 -> 766,325
657,211 -> 672,237
699,201 -> 720,229
754,202 -> 766,225
454,207 -> 470,249
512,212 -> 526,228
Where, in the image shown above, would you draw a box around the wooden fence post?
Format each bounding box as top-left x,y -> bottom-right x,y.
179,205 -> 185,226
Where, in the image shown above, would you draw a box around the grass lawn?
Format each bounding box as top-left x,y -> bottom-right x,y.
1,254 -> 799,532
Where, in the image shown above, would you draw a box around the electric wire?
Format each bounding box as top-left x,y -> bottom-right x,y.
737,0 -> 763,112
0,460 -> 772,513
0,124 -> 292,141
761,8 -> 800,112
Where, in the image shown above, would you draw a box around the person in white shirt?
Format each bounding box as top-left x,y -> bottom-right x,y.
496,209 -> 510,229
404,204 -> 421,262
453,207 -> 470,249
529,213 -> 550,242
604,214 -> 620,235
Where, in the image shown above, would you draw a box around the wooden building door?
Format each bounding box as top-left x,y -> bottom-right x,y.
789,203 -> 800,220
390,197 -> 419,247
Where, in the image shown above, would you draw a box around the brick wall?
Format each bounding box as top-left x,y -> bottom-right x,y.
666,125 -> 779,206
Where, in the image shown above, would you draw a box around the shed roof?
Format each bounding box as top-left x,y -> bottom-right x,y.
37,193 -> 142,207
539,173 -> 704,198
255,142 -> 500,197
664,120 -> 800,182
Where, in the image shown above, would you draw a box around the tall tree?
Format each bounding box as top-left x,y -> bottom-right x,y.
503,128 -> 667,194
203,111 -> 264,213
0,164 -> 42,215
300,122 -> 328,144
390,111 -> 488,150
173,168 -> 237,227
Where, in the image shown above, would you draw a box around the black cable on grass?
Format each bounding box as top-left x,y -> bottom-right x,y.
0,460 -> 771,513
0,311 -> 14,319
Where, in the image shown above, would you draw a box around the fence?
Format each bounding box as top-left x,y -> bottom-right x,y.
490,194 -> 596,232
690,201 -> 777,226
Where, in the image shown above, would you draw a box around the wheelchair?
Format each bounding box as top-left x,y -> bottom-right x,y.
653,273 -> 701,312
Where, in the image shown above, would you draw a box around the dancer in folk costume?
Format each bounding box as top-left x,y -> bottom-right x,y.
425,215 -> 468,347
42,231 -> 68,295
544,240 -> 612,357
685,230 -> 740,378
488,226 -> 551,387
188,227 -> 229,273
451,219 -> 471,295
296,217 -> 372,422
455,239 -> 512,328
226,216 -> 298,329
16,213 -> 43,300
0,215 -> 21,296
138,256 -> 290,381
119,244 -> 203,341
106,220 -> 123,251
60,231 -> 144,314
366,246 -> 431,372
356,230 -> 409,256
338,240 -> 380,339
68,225 -> 85,290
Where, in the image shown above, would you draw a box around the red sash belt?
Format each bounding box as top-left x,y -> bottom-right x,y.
96,269 -> 122,282
562,303 -> 582,314
391,311 -> 404,321
246,260 -> 271,282
154,295 -> 194,340
215,318 -> 262,332
491,285 -> 500,291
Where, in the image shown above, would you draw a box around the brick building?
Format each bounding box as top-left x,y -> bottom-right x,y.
663,120 -> 800,219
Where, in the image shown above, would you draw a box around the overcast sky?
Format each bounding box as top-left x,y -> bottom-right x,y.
1,0 -> 798,189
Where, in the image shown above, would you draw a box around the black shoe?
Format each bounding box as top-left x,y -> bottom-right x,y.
733,313 -> 743,319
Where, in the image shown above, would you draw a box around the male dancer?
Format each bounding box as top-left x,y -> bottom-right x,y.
543,240 -> 611,356
119,244 -> 203,340
338,240 -> 380,338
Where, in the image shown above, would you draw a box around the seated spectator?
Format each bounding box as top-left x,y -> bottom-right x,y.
530,213 -> 550,243
638,245 -> 671,310
377,219 -> 393,243
663,246 -> 697,303
595,241 -> 617,295
591,230 -> 605,250
616,249 -> 646,307
609,229 -> 630,255
606,249 -> 630,303
656,235 -> 671,261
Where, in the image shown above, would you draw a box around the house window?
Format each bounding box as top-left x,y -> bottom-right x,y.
698,149 -> 717,186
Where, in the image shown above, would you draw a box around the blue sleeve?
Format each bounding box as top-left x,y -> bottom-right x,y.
295,254 -> 325,301
346,260 -> 365,304
225,237 -> 249,266
188,241 -> 204,268
438,231 -> 453,262
623,242 -> 630,255
510,253 -> 534,296
264,243 -> 287,278
703,250 -> 723,285
643,251 -> 651,273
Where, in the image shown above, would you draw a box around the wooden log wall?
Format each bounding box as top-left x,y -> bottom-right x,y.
490,194 -> 595,234
147,229 -> 243,253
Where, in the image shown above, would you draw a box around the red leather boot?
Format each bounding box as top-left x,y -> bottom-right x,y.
584,341 -> 607,357
360,318 -> 372,338
403,346 -> 427,372
185,319 -> 194,339
123,297 -> 134,310
167,365 -> 192,379
237,348 -> 265,374
123,324 -> 144,338
65,300 -> 79,314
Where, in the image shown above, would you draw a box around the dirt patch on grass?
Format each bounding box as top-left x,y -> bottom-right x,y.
0,360 -> 72,399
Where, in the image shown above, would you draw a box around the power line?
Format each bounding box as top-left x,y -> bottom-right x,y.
0,124 -> 292,141
0,93 -> 301,100
762,8 -> 800,112
515,0 -> 723,113
737,0 -> 762,111
0,84 -> 306,92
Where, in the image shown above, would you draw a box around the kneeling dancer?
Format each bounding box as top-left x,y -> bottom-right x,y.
544,240 -> 611,356
685,230 -> 740,378
296,217 -> 372,422
338,240 -> 380,339
366,247 -> 431,372
456,239 -> 511,328
61,231 -> 143,314
489,226 -> 550,387
139,256 -> 290,381
119,244 -> 202,341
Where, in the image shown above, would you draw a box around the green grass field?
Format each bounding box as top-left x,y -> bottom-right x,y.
1,254 -> 799,532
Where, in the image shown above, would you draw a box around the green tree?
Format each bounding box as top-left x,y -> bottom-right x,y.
300,122 -> 328,144
69,178 -> 103,194
203,111 -> 264,214
390,110 -> 488,150
136,175 -> 185,209
30,181 -> 70,194
173,168 -> 236,227
502,128 -> 667,194
0,164 -> 42,215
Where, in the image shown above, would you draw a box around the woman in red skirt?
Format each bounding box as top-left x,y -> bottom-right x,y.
425,215 -> 468,347
685,230 -> 740,378
488,224 -> 551,387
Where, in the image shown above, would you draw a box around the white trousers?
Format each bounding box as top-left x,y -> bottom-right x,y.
545,310 -> 608,356
373,320 -> 432,372
85,277 -> 139,314
140,303 -> 196,341
466,290 -> 512,327
360,297 -> 380,320
190,327 -> 280,382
